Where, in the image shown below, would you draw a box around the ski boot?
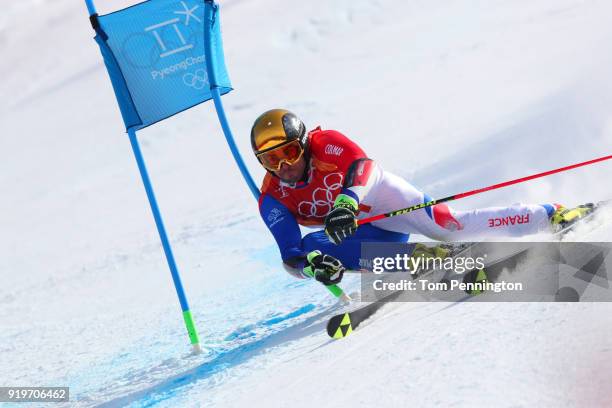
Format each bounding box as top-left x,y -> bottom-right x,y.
412,243 -> 452,259
550,203 -> 595,231
408,243 -> 453,275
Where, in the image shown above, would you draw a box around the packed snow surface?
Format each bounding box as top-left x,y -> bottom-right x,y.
1,0 -> 612,406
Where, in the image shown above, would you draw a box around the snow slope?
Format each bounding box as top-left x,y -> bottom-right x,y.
1,0 -> 612,407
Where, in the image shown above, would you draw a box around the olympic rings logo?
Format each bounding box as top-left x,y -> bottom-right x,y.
297,173 -> 344,218
183,69 -> 208,89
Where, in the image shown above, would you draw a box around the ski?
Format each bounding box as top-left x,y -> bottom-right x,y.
326,200 -> 609,339
326,290 -> 403,339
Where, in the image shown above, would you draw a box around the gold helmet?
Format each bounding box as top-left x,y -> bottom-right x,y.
251,109 -> 307,171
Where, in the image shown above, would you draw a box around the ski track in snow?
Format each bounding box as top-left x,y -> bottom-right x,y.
2,0 -> 612,407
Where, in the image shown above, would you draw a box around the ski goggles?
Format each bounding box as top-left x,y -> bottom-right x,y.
256,139 -> 304,172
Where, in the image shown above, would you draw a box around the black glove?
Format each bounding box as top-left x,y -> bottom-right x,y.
304,250 -> 346,286
324,194 -> 358,245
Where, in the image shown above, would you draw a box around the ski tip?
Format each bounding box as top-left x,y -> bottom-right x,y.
327,313 -> 353,339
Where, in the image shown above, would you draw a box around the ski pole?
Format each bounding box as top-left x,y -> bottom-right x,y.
303,268 -> 352,302
358,154 -> 612,225
326,283 -> 351,303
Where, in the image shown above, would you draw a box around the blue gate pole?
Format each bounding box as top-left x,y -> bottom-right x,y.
210,88 -> 260,200
202,1 -> 350,302
203,1 -> 260,201
127,128 -> 202,353
84,0 -> 96,15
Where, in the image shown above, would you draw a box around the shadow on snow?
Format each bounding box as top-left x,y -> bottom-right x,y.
96,304 -> 335,408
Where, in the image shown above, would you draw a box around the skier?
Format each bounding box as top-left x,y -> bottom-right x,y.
254,109 -> 593,286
